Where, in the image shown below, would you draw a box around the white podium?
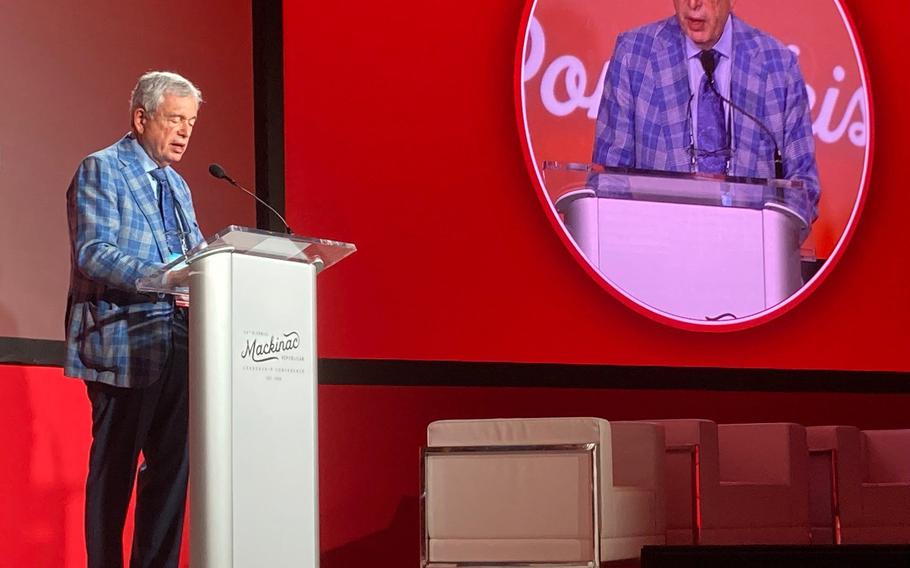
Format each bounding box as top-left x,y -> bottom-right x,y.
138,226 -> 356,567
547,163 -> 813,320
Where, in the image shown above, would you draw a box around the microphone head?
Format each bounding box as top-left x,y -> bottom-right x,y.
699,50 -> 717,77
208,163 -> 227,180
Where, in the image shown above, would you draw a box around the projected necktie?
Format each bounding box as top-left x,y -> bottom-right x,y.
697,49 -> 727,174
150,168 -> 184,259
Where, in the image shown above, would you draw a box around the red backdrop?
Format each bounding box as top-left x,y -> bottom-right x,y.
0,0 -> 255,343
1,1 -> 909,567
284,0 -> 909,373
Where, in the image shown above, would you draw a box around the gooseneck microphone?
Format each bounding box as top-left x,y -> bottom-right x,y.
208,163 -> 293,234
698,50 -> 784,180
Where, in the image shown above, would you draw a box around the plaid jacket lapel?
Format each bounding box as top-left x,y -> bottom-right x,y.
116,137 -> 169,262
655,17 -> 693,171
729,16 -> 769,176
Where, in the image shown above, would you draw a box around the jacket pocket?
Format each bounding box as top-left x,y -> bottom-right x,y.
79,300 -> 128,372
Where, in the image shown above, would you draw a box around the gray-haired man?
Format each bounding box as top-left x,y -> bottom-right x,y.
65,71 -> 205,567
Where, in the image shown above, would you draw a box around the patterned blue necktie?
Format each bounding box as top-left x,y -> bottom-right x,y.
150,168 -> 185,258
697,49 -> 727,174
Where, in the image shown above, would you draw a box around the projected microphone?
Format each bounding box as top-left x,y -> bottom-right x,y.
698,50 -> 784,180
208,163 -> 293,234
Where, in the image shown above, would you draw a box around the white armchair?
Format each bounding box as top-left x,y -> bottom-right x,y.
650,420 -> 809,545
808,426 -> 910,544
421,417 -> 666,566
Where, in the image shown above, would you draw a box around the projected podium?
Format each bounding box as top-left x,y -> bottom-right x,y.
547,162 -> 812,320
138,226 -> 356,568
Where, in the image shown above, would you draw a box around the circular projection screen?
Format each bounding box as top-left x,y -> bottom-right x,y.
517,0 -> 871,331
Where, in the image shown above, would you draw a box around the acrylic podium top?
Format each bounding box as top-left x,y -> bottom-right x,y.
136,225 -> 356,295
545,161 -> 812,228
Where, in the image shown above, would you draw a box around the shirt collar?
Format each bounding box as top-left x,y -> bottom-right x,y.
128,133 -> 162,175
685,13 -> 733,60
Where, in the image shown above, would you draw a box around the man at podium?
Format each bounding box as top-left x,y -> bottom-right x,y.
592,0 -> 820,223
64,71 -> 205,567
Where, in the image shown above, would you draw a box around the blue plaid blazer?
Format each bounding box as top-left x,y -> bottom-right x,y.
65,134 -> 204,388
593,14 -> 820,221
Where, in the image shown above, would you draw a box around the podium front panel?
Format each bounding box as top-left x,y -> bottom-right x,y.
596,198 -> 767,320
232,253 -> 318,566
190,251 -> 319,567
548,164 -> 809,324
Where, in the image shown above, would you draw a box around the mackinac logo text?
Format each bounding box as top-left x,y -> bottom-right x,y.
240,331 -> 301,363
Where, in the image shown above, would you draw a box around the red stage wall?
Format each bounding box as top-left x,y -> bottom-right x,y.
284,0 -> 909,373
3,365 -> 910,567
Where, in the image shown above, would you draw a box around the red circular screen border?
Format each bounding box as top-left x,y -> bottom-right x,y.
513,0 -> 875,333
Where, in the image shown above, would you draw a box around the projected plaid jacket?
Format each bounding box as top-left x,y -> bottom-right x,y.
593,14 -> 820,222
64,134 -> 204,388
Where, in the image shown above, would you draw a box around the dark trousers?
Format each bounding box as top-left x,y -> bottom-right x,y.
84,315 -> 189,568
